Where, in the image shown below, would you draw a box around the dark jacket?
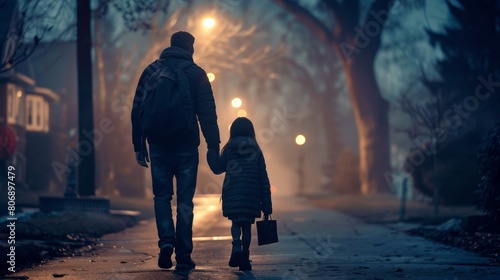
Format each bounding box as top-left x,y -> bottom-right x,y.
131,47 -> 220,151
207,136 -> 273,218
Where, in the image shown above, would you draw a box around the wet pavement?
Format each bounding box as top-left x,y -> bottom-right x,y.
8,195 -> 500,279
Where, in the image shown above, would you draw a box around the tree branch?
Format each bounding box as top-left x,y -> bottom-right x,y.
323,0 -> 341,17
273,0 -> 334,45
363,0 -> 393,27
358,0 -> 393,58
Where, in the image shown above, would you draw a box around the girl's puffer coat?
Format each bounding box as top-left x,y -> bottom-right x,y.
207,136 -> 272,218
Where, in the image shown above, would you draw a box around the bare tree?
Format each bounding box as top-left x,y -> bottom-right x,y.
91,0 -> 171,195
272,0 -> 423,194
271,52 -> 343,189
86,0 -> 284,195
0,0 -> 63,73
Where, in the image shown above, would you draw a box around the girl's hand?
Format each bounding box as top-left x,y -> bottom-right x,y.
263,213 -> 269,220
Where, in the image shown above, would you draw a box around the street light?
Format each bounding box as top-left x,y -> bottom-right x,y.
295,134 -> 306,146
207,72 -> 215,82
295,134 -> 306,195
231,98 -> 242,109
202,17 -> 216,29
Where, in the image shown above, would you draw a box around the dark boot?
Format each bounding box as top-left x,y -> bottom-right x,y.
239,251 -> 252,271
158,246 -> 173,269
175,256 -> 196,270
229,239 -> 242,267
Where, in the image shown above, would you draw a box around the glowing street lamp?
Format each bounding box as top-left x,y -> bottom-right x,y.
295,134 -> 306,146
231,98 -> 242,109
202,17 -> 216,29
295,134 -> 306,195
207,72 -> 215,82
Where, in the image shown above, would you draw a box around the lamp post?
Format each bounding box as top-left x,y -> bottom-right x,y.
295,134 -> 306,195
77,0 -> 95,196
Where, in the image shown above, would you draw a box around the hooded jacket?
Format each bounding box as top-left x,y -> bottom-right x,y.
131,46 -> 220,151
207,136 -> 273,218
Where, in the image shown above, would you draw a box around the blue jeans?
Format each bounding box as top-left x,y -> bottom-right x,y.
149,144 -> 198,260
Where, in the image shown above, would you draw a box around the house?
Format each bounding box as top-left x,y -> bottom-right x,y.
0,70 -> 61,189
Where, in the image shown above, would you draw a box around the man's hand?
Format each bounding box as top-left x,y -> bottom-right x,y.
135,150 -> 150,168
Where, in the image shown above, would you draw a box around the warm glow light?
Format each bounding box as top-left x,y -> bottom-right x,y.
295,134 -> 306,146
207,73 -> 215,82
231,98 -> 242,108
271,185 -> 278,194
202,17 -> 216,28
193,236 -> 232,241
237,109 -> 247,117
228,124 -> 232,131
16,90 -> 22,97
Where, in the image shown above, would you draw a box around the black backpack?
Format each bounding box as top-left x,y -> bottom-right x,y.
140,60 -> 196,140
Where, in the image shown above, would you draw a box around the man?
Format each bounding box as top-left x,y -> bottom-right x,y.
131,31 -> 220,270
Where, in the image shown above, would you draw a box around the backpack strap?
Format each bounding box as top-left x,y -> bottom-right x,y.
177,61 -> 194,70
174,61 -> 194,104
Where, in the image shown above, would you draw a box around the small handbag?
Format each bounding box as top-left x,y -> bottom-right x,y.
256,216 -> 278,246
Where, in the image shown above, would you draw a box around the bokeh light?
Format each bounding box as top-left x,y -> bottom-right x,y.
231,98 -> 242,108
271,185 -> 278,194
207,72 -> 215,82
237,109 -> 247,117
202,17 -> 216,28
295,134 -> 306,146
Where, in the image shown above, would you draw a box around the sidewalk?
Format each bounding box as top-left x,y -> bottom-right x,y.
8,195 -> 500,279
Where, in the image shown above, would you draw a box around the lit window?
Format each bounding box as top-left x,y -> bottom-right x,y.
8,84 -> 15,119
26,95 -> 49,132
44,101 -> 49,132
7,84 -> 25,125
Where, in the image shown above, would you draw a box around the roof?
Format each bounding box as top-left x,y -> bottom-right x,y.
0,70 -> 36,86
29,86 -> 60,102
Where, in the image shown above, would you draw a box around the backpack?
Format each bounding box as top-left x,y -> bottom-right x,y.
140,60 -> 196,140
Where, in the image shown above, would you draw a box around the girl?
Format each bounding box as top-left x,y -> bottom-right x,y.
207,117 -> 273,271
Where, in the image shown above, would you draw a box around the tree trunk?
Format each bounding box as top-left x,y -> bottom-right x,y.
93,5 -> 116,196
343,58 -> 391,194
272,0 -> 394,194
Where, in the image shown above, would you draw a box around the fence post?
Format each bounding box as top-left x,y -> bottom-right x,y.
399,176 -> 408,221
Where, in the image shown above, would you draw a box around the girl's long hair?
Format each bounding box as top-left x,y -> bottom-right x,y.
222,117 -> 259,152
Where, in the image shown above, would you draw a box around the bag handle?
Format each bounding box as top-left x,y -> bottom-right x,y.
262,214 -> 272,221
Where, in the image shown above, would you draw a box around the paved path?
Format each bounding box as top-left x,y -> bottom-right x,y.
9,195 -> 500,279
